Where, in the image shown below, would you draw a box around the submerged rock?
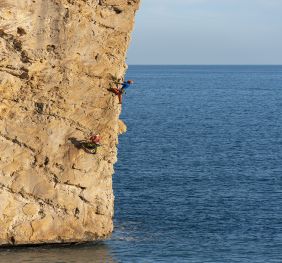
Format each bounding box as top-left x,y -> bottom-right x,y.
0,0 -> 140,246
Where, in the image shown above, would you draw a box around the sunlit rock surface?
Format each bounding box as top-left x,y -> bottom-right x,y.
0,0 -> 139,246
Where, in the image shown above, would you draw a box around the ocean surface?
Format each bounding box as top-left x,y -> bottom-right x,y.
1,65 -> 282,262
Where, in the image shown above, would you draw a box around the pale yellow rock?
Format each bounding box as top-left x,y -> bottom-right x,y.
22,203 -> 40,216
13,222 -> 33,243
118,119 -> 127,134
30,215 -> 58,241
0,0 -> 140,246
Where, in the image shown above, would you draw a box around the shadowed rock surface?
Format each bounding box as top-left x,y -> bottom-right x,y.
0,0 -> 140,246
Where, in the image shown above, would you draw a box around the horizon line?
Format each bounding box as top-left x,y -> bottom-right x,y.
127,64 -> 282,66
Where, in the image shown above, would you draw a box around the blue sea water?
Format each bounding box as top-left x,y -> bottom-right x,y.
110,65 -> 282,262
1,65 -> 282,262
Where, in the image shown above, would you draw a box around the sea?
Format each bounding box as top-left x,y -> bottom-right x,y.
1,65 -> 282,263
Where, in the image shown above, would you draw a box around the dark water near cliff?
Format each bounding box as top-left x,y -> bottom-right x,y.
1,65 -> 282,262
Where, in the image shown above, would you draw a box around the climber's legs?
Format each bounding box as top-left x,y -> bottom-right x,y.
111,87 -> 122,104
111,87 -> 120,95
118,93 -> 122,104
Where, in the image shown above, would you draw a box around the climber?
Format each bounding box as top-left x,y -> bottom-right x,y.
81,134 -> 101,154
110,80 -> 134,104
90,133 -> 101,145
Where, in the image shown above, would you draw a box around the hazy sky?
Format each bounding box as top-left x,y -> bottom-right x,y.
127,0 -> 282,65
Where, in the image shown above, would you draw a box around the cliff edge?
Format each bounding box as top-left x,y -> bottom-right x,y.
0,0 -> 140,246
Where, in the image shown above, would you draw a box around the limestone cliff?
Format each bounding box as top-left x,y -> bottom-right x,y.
0,0 -> 140,246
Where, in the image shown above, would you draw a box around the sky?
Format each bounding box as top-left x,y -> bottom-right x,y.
127,0 -> 282,65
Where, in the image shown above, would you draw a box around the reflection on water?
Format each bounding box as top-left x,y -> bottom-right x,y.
0,242 -> 116,263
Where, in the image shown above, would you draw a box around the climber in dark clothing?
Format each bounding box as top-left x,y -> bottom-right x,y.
111,80 -> 134,104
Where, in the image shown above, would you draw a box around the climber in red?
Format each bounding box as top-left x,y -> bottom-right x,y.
80,133 -> 101,154
90,134 -> 101,145
111,80 -> 134,104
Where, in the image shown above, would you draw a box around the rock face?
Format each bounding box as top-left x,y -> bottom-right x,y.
0,0 -> 139,246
